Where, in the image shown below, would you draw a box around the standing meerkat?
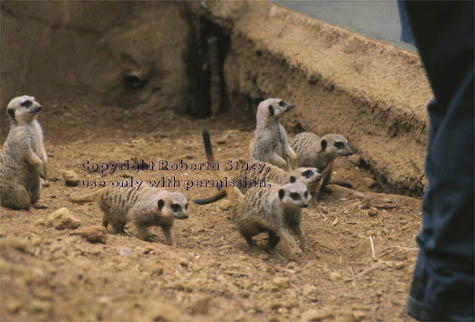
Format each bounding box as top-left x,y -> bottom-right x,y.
69,187 -> 188,245
290,132 -> 353,199
250,98 -> 298,171
0,95 -> 47,210
194,129 -> 311,255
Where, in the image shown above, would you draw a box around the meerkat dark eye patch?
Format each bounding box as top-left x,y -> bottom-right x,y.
278,100 -> 286,107
334,142 -> 345,149
290,176 -> 296,183
290,192 -> 301,200
278,188 -> 285,200
7,109 -> 15,119
321,139 -> 327,151
268,105 -> 274,116
171,204 -> 181,212
157,199 -> 165,210
21,100 -> 32,108
302,170 -> 314,178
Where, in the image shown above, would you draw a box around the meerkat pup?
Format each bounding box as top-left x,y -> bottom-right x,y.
195,161 -> 321,202
250,98 -> 298,171
0,95 -> 47,210
290,132 -> 353,199
70,187 -> 188,245
194,128 -> 311,255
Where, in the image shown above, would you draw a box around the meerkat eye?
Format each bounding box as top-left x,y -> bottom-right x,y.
268,105 -> 275,116
302,170 -> 314,178
304,191 -> 309,198
21,100 -> 32,108
290,176 -> 296,183
321,139 -> 327,151
278,100 -> 286,107
171,204 -> 181,212
290,192 -> 300,200
334,142 -> 345,149
278,189 -> 285,200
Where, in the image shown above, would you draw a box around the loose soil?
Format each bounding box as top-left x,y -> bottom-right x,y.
1,100 -> 421,321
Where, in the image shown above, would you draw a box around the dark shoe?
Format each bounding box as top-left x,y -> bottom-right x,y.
407,278 -> 426,320
407,279 -> 474,321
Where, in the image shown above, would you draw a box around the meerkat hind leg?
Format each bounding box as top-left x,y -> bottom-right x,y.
135,224 -> 152,241
2,185 -> 31,210
30,179 -> 47,209
266,231 -> 280,250
110,219 -> 126,234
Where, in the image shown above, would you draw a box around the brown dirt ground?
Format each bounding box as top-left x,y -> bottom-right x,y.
1,100 -> 422,321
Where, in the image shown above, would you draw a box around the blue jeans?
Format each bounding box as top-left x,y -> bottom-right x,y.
400,1 -> 474,320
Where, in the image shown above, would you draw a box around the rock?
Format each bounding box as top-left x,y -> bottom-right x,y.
142,261 -> 164,276
79,226 -> 107,244
352,310 -> 366,320
216,135 -> 228,144
393,261 -> 406,270
303,286 -> 319,302
359,199 -> 371,209
331,218 -> 339,226
188,296 -> 212,315
218,199 -> 232,211
348,154 -> 361,166
363,177 -> 377,188
286,261 -> 300,272
301,308 -> 333,321
0,236 -> 29,253
47,207 -> 81,230
272,277 -> 290,289
118,247 -> 132,257
329,271 -> 341,281
368,207 -> 378,217
62,170 -> 80,187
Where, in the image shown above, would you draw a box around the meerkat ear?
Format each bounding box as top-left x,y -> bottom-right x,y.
278,188 -> 285,200
290,176 -> 296,183
157,199 -> 165,209
7,108 -> 15,120
268,105 -> 274,116
321,139 -> 327,151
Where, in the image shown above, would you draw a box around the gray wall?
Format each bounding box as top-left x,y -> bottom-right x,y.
269,0 -> 416,52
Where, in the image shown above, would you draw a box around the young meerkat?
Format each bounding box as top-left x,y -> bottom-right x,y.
290,132 -> 353,199
250,98 -> 298,171
0,95 -> 47,210
194,160 -> 321,202
69,187 -> 188,245
194,128 -> 311,255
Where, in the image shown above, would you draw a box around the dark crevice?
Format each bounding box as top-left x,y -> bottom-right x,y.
183,14 -> 230,118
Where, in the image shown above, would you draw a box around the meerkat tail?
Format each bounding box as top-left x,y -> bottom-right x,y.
202,128 -> 244,201
193,190 -> 227,205
328,181 -> 353,189
69,189 -> 104,203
